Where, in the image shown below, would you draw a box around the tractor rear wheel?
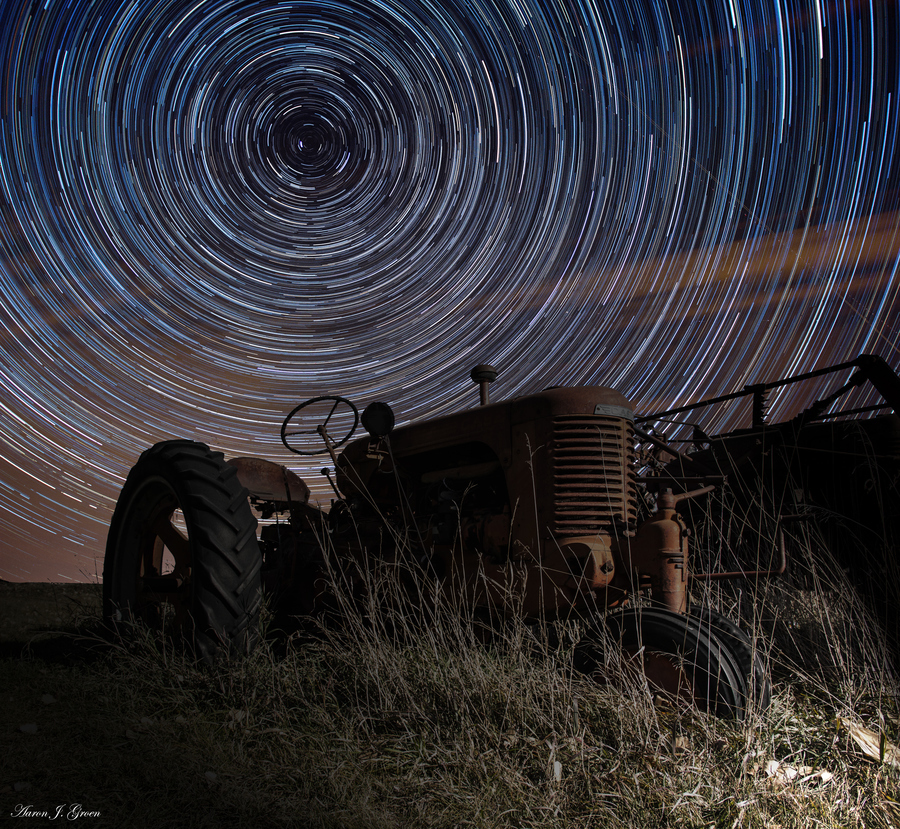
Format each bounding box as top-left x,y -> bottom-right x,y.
103,440 -> 262,662
576,607 -> 747,718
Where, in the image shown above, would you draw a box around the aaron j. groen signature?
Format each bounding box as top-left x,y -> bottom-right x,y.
11,804 -> 101,820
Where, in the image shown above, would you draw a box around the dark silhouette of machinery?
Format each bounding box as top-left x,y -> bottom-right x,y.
104,354 -> 900,717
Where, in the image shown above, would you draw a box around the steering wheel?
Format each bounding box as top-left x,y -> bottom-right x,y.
281,396 -> 360,456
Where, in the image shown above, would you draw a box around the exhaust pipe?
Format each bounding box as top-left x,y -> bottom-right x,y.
470,364 -> 498,405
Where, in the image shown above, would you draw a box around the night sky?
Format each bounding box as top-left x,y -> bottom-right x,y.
0,0 -> 898,582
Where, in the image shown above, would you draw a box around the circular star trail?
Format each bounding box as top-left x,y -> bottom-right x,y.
0,0 -> 898,580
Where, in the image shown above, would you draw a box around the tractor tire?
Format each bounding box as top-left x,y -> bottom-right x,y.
576,607 -> 747,718
691,606 -> 772,712
103,440 -> 262,662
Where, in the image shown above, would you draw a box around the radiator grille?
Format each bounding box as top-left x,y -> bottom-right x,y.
550,415 -> 636,534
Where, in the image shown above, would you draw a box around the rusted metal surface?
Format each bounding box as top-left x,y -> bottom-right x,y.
227,456 -> 310,504
549,413 -> 636,535
624,489 -> 688,614
335,383 -> 637,618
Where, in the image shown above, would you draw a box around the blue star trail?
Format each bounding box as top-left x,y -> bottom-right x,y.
0,0 -> 897,580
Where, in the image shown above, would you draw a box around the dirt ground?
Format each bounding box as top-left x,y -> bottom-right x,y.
0,581 -> 102,645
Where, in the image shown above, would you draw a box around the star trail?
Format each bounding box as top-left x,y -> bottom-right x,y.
0,0 -> 898,581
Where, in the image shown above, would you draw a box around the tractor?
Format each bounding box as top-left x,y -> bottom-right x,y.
102,354 -> 900,717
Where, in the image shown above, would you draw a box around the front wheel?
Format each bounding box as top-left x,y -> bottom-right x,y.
691,606 -> 771,712
103,440 -> 262,662
575,607 -> 747,718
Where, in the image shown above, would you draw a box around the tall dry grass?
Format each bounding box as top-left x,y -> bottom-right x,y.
6,467 -> 900,828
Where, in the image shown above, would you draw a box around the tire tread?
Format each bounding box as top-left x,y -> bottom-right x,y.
104,439 -> 262,662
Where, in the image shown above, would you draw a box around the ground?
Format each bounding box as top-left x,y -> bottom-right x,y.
0,581 -> 102,646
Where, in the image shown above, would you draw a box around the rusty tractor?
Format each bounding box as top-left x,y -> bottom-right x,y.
103,354 -> 900,717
